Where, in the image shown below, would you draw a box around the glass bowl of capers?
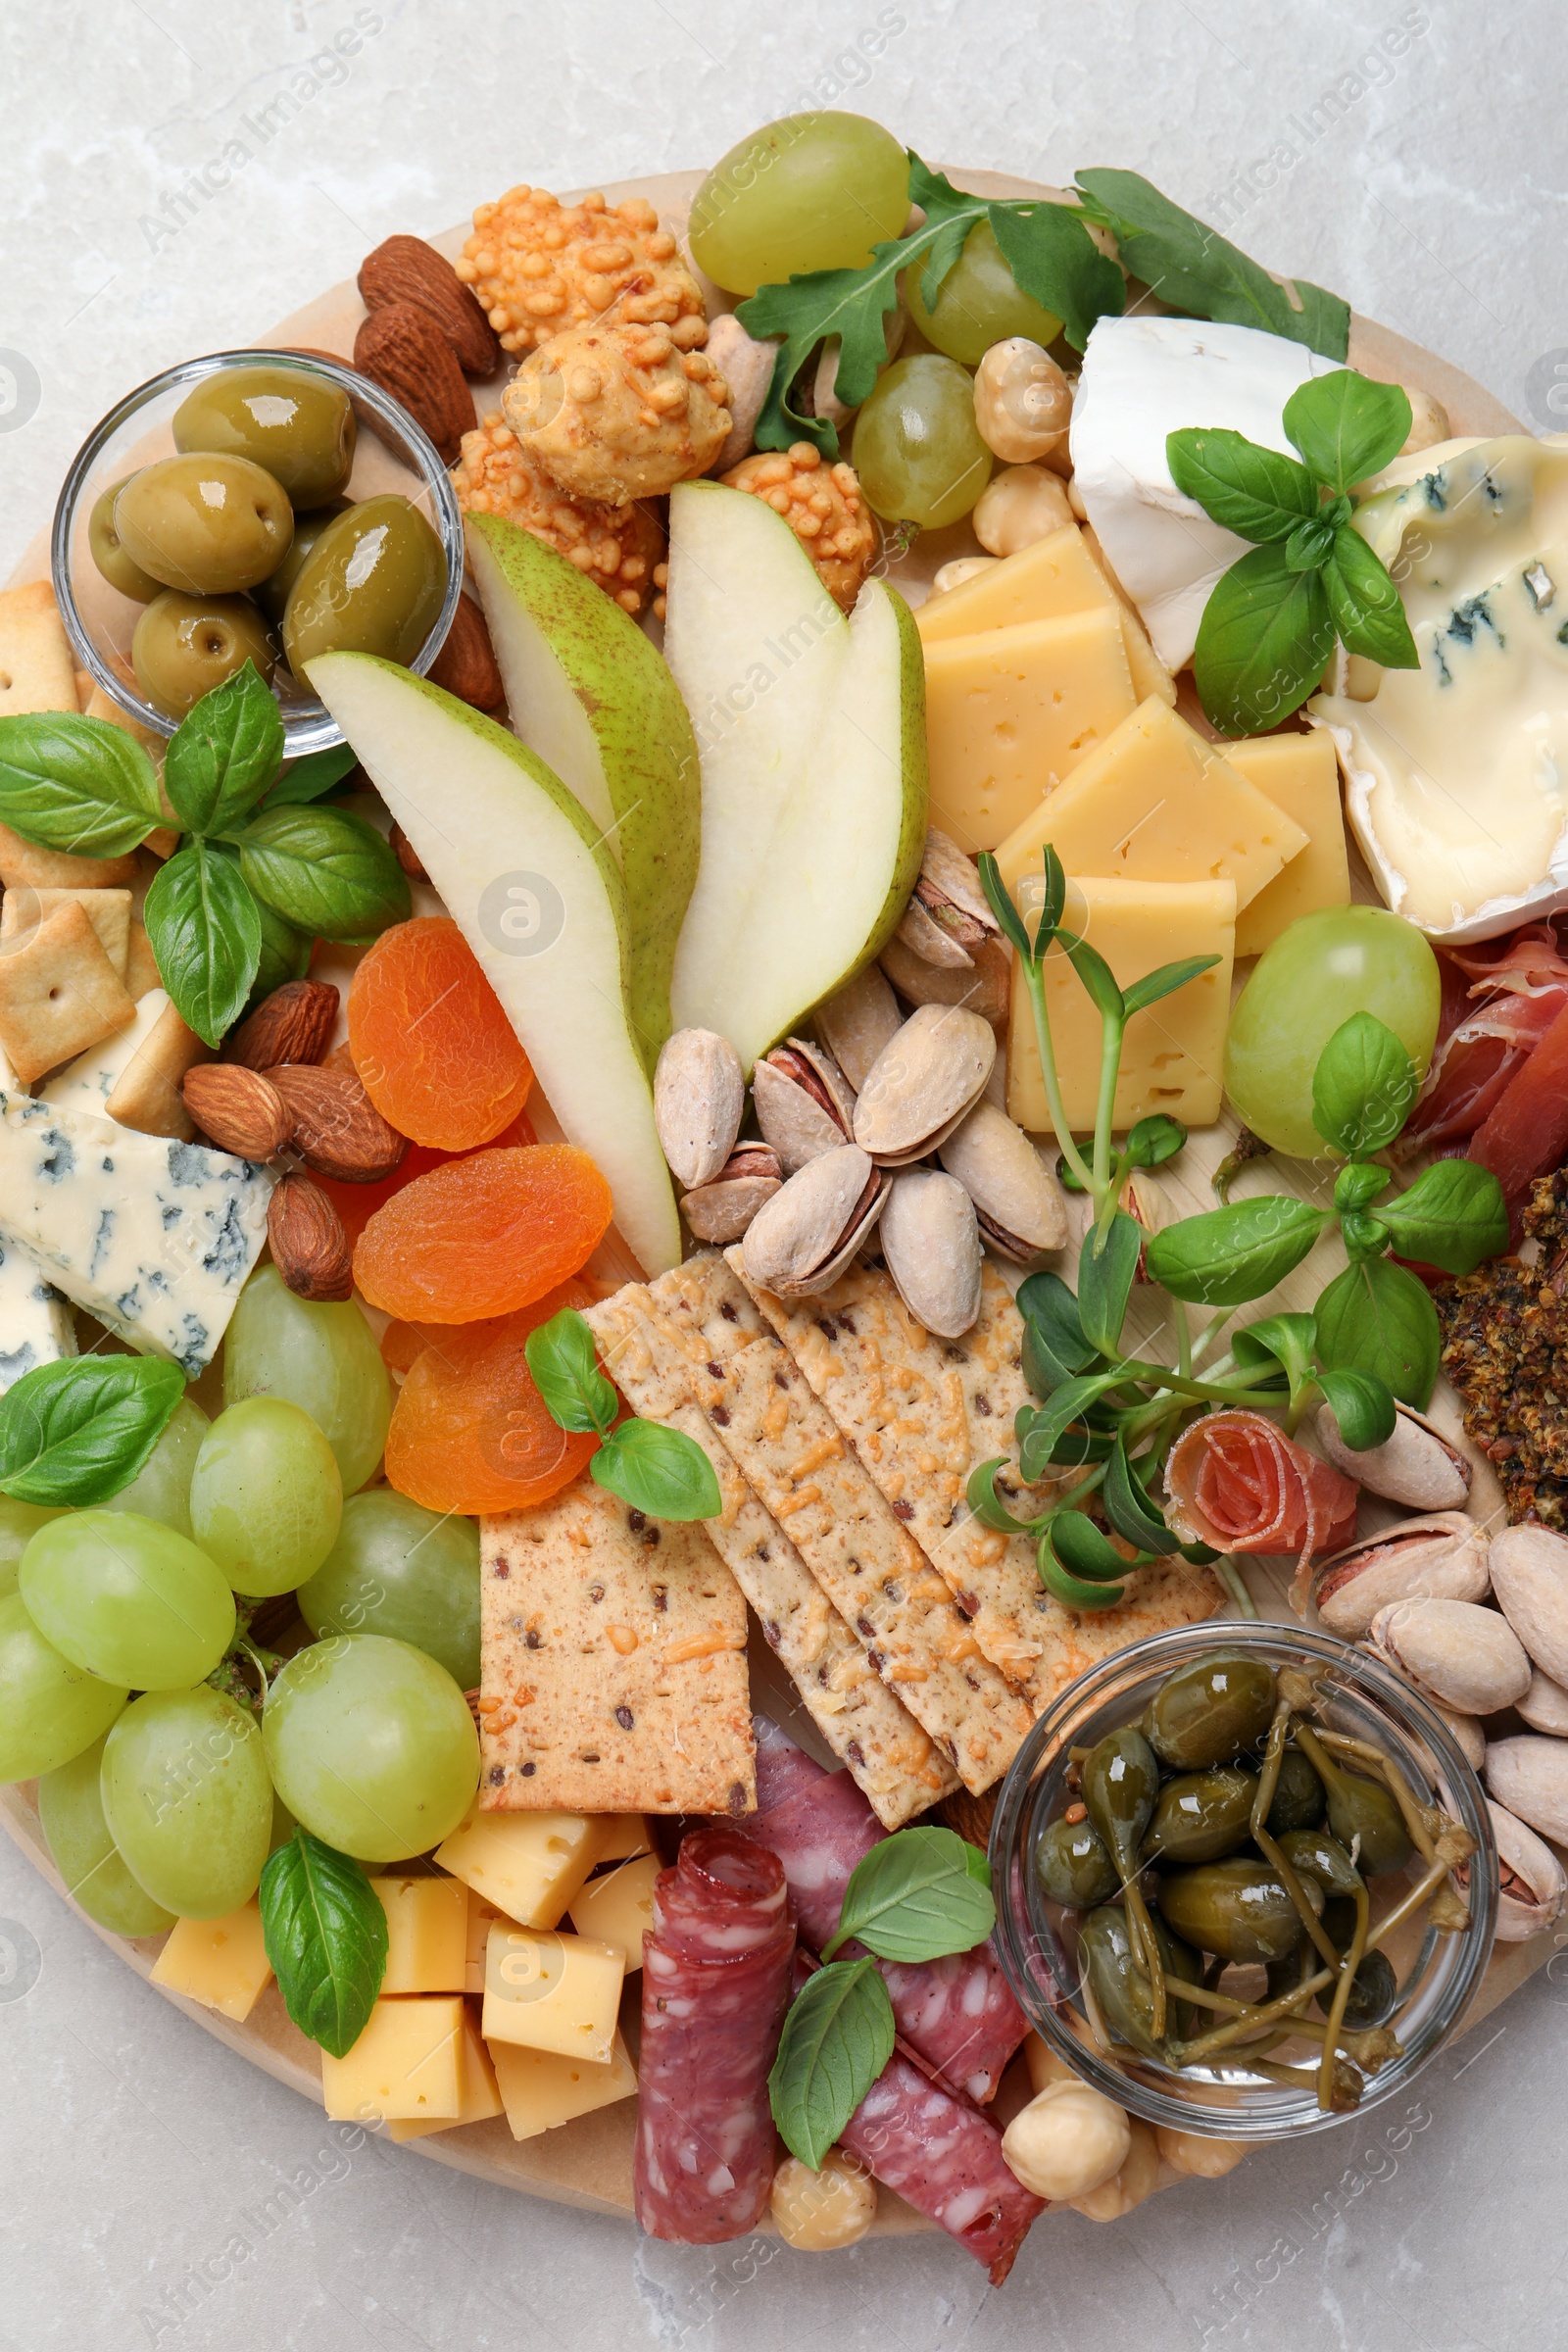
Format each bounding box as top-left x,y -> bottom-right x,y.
52,349 -> 466,756
989,1621 -> 1497,2139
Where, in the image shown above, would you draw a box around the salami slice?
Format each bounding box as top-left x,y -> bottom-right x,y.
740,1718 -> 1027,2103
634,1827 -> 797,2244
838,2044 -> 1044,2283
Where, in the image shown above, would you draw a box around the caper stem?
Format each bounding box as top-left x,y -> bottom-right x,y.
1250,1708 -> 1345,1972
1170,1969 -> 1334,2061
1366,1853 -> 1453,1954
1163,1969 -> 1332,2020
1313,1729 -> 1441,1867
1317,1881 -> 1370,2112
1249,2054 -> 1363,2110
1121,1880 -> 1167,2039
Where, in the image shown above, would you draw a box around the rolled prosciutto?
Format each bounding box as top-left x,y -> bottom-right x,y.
737,1718 -> 1027,2103
838,2043 -> 1043,2282
634,1828 -> 797,2243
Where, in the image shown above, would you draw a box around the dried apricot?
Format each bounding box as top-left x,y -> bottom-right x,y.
383,1281 -> 598,1514
354,1143 -> 613,1323
379,1320 -> 427,1376
349,916 -> 533,1151
318,1112 -> 536,1244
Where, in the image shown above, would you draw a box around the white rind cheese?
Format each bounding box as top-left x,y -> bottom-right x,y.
0,1240 -> 75,1393
0,1091 -> 273,1374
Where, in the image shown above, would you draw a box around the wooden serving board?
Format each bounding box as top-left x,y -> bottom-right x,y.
1,167 -> 1541,2233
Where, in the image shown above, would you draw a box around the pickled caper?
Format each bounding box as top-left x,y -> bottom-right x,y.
173,365 -> 356,509
115,453 -> 294,597
1035,1814 -> 1118,1908
1264,1746 -> 1325,1836
281,495 -> 445,675
1314,1758 -> 1414,1878
253,498 -> 351,625
1277,1827 -> 1364,1900
1140,1766 -> 1257,1866
132,593 -> 277,718
1155,1857 -> 1323,1965
1082,1723 -> 1160,1882
1314,1900 -> 1398,2031
1079,1905 -> 1200,2059
1146,1653 -> 1277,1771
88,477 -> 160,602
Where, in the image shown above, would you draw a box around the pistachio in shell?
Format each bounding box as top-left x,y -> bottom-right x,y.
879,930 -> 1011,1025
752,1037 -> 857,1173
740,1142 -> 888,1298
1488,1521 -> 1568,1690
1485,1798 -> 1567,1942
1487,1735 -> 1568,1845
1314,1398 -> 1471,1510
654,1026 -> 744,1189
681,1144 -> 782,1244
878,1168 -> 983,1339
1367,1595 -> 1531,1715
892,828 -> 1002,971
1310,1511 -> 1491,1640
1519,1667 -> 1568,1739
813,962 -> 903,1090
852,1004 -> 997,1167
938,1098 -> 1067,1260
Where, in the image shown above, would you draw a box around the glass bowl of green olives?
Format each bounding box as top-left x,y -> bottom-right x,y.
989,1621 -> 1497,2139
52,349 -> 466,755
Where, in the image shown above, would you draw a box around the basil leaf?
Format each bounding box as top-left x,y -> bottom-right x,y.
1103,1435 -> 1177,1554
964,1456 -> 1047,1537
238,805 -> 411,942
163,662 -> 283,834
824,1826 -> 995,1966
1192,544 -> 1336,737
1232,1311 -> 1317,1396
591,1417 -> 722,1521
248,895 -> 314,1006
142,840 -> 262,1050
1334,1160 -> 1392,1214
1285,516 -> 1338,573
1126,1113 -> 1187,1169
977,849 -> 1035,962
1121,956 -> 1220,1019
1073,170 -> 1349,358
1310,1011 -> 1419,1156
0,1356 -> 184,1504
1165,428 -> 1318,543
768,1958 -> 895,2171
1052,1508 -> 1138,1582
1040,1530 -> 1125,1611
524,1307 -> 618,1437
259,1828 -> 388,2059
0,710 -> 161,856
1323,526 -> 1422,669
1283,370 -> 1413,494
1317,1366 -> 1397,1450
1373,1159 -> 1509,1275
264,742 -> 360,808
983,196 -> 1127,353
1314,1257 -> 1440,1408
1341,1209 -> 1393,1262
1076,1210 -> 1142,1356
1145,1197 -> 1328,1306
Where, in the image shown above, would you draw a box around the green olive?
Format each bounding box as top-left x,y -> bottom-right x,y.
172,365 -> 356,509
1277,1826 -> 1364,1900
1140,1766 -> 1258,1866
88,476 -> 161,602
1264,1747 -> 1325,1836
1146,1652 -> 1277,1771
1035,1814 -> 1118,1908
115,454 -> 294,597
1079,1904 -> 1200,2058
253,498 -> 351,626
132,592 -> 277,718
1081,1722 -> 1160,1884
281,495 -> 446,676
1155,1857 -> 1322,1965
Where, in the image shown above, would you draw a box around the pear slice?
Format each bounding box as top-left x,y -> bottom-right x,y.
308,652 -> 681,1277
466,514 -> 699,1070
663,481 -> 927,1074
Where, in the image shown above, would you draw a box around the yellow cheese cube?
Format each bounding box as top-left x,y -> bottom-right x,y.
386,2009 -> 505,2141
1006,875 -> 1236,1132
489,2030 -> 638,2143
320,1995 -> 466,2123
481,1925 -> 624,2063
433,1802 -> 601,1929
149,1903 -> 271,2023
589,1814 -> 652,1864
917,523 -> 1174,708
994,699 -> 1309,914
1223,731 -> 1350,956
922,606 -> 1138,852
465,1888 -> 505,1995
371,1875 -> 469,1994
568,1852 -> 660,1970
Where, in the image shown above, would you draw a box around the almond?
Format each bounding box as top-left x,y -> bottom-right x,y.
223,979 -> 339,1072
353,303 -> 474,465
390,821 -> 427,882
358,234 -> 500,377
267,1062 -> 408,1183
269,1173 -> 354,1301
183,1065 -> 292,1159
427,592 -> 505,711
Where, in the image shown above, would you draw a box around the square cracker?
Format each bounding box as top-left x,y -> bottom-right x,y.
0,820 -> 136,894
0,581 -> 77,718
105,997 -> 212,1139
479,1479 -> 754,1816
124,921 -> 162,1001
1,888 -> 131,979
0,900 -> 136,1083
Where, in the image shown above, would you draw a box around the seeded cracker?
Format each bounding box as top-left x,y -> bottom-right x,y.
480,1479 -> 753,1815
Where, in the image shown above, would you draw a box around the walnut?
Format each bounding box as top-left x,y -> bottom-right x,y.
720,444 -> 878,610
450,413 -> 664,614
502,323 -> 732,507
455,185 -> 708,358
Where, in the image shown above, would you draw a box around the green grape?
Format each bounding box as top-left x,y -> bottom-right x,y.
190,1396 -> 343,1597
20,1511 -> 235,1690
98,1398 -> 210,1539
905,220 -> 1063,365
0,1499 -> 65,1599
297,1492 -> 480,1689
852,355 -> 994,527
1225,906 -> 1442,1158
222,1265 -> 392,1495
689,112 -> 910,297
100,1686 -> 273,1918
38,1735 -> 174,1936
264,1634 -> 478,1863
0,1592 -> 126,1781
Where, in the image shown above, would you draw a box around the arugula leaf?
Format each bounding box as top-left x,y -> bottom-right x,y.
1283,370 -> 1412,494
525,1308 -> 618,1437
980,192 -> 1126,350
1076,1209 -> 1142,1356
822,1825 -> 995,1964
1146,1196 -> 1328,1306
1313,1256 -> 1440,1407
591,1418 -> 722,1521
1323,526 -> 1422,668
1371,1159 -> 1508,1275
142,840 -> 262,1049
259,1828 -> 387,2059
0,710 -> 161,856
0,1356 -> 184,1505
238,805 -> 411,943
264,742 -> 361,808
1191,543 -> 1336,736
1103,1435 -> 1178,1554
768,1959 -> 895,2171
1165,428 -> 1318,543
1310,1012 -> 1419,1157
1072,169 -> 1349,358
163,661 -> 283,835
1317,1366 -> 1397,1450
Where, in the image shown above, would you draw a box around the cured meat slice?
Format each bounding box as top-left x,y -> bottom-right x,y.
1469,995 -> 1568,1228
838,2044 -> 1043,2282
1402,927 -> 1568,1157
634,1828 -> 796,2243
1166,1410 -> 1358,1574
740,1718 -> 1028,2104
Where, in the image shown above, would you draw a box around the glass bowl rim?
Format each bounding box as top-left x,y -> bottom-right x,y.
987,1616 -> 1498,2139
50,347 -> 466,756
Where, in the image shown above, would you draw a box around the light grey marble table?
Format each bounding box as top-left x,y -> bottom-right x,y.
3,5 -> 1565,2346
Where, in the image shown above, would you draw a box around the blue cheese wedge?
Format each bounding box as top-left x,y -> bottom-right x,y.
0,1239 -> 75,1392
0,1090 -> 273,1374
39,988 -> 172,1117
